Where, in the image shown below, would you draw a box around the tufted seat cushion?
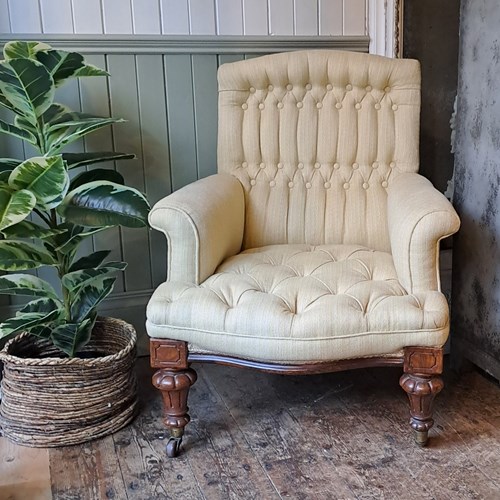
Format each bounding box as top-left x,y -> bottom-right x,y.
146,244 -> 449,363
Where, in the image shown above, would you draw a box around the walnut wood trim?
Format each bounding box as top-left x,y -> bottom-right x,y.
150,339 -> 188,369
403,346 -> 443,375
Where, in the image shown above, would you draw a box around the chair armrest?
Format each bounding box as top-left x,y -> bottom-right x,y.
149,174 -> 245,284
387,173 -> 460,293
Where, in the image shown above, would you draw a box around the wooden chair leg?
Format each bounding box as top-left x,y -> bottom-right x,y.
150,339 -> 197,457
399,346 -> 444,446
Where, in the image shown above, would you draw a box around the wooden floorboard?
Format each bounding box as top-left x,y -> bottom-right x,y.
1,357 -> 499,499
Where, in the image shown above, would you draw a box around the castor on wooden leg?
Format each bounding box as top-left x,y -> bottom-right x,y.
150,339 -> 197,458
400,347 -> 444,446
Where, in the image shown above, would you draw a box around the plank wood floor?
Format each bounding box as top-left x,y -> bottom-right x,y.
1,357 -> 499,500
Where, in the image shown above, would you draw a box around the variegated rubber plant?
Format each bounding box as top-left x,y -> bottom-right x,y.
0,41 -> 150,357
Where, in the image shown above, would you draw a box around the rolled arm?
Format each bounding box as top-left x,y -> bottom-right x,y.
149,173 -> 245,284
387,173 -> 460,293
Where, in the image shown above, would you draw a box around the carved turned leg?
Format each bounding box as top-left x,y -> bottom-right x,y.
150,339 -> 197,457
399,347 -> 444,446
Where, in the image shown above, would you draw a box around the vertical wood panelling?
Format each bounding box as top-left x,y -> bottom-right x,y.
71,0 -> 103,34
269,0 -> 294,35
343,0 -> 366,35
191,55 -> 218,179
78,54 -> 125,292
0,0 -> 11,33
102,0 -> 133,34
242,0 -> 268,35
7,0 -> 41,33
107,54 -> 152,292
40,0 -> 74,34
132,0 -> 161,34
164,54 -> 198,190
135,55 -> 171,286
188,0 -> 216,35
216,0 -> 243,35
319,0 -> 343,35
161,0 -> 189,34
294,0 -> 318,35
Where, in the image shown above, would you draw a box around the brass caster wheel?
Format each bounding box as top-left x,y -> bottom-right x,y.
414,430 -> 429,447
166,436 -> 183,458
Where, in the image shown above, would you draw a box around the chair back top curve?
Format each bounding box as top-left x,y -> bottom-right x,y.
217,50 -> 421,251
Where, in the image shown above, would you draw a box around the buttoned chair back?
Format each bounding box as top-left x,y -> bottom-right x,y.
217,50 -> 421,252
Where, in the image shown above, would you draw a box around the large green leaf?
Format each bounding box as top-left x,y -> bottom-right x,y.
0,158 -> 21,171
63,261 -> 126,292
8,156 -> 69,209
51,316 -> 95,357
1,220 -> 67,239
69,168 -> 124,191
3,41 -> 51,60
0,240 -> 57,270
36,50 -> 107,87
68,250 -> 111,272
18,297 -> 63,314
57,181 -> 150,228
0,309 -> 60,338
70,276 -> 115,322
0,188 -> 36,231
0,274 -> 58,299
0,118 -> 37,143
0,58 -> 54,123
63,151 -> 135,170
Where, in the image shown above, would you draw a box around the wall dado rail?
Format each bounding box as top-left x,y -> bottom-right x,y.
0,35 -> 369,347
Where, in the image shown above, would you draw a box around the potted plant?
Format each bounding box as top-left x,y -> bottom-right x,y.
0,41 -> 150,446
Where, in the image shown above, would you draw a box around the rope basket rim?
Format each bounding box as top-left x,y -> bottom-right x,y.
0,316 -> 137,367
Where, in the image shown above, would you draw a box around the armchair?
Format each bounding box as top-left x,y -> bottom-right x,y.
146,50 -> 460,457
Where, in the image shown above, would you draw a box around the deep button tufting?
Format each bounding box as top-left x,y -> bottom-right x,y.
365,85 -> 372,91
389,161 -> 396,168
343,182 -> 350,190
363,182 -> 369,189
259,103 -> 265,110
335,103 -> 342,109
268,85 -> 274,91
374,103 -> 381,110
260,162 -> 265,169
316,102 -> 323,109
277,102 -> 284,109
249,87 -> 256,93
277,162 -> 283,169
242,103 -> 248,110
334,162 -> 340,170
381,181 -> 388,188
269,180 -> 276,187
385,86 -> 391,92
324,181 -> 331,188
297,102 -> 303,109
305,182 -> 312,189
372,161 -> 379,169
314,162 -> 320,169
306,83 -> 312,90
355,103 -> 361,110
392,104 -> 398,111
286,84 -> 293,91
250,179 -> 256,186
352,162 -> 359,170
242,161 -> 248,168
346,84 -> 353,91
288,181 -> 294,188
298,162 -> 304,169
326,84 -> 333,91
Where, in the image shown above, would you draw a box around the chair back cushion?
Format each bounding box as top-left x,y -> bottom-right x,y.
217,50 -> 421,251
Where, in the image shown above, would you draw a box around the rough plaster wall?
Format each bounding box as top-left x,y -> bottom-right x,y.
452,0 -> 500,377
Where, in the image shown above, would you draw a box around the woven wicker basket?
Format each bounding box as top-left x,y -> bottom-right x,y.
0,317 -> 138,447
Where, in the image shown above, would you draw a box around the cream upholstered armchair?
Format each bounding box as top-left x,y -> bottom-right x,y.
146,50 -> 460,457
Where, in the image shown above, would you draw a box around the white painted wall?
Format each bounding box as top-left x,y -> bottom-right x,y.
0,0 -> 368,36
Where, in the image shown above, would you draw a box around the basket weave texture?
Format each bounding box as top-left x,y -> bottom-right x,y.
0,317 -> 138,447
